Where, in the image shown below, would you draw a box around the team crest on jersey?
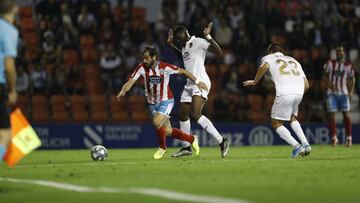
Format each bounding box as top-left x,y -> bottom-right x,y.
149,76 -> 162,84
189,43 -> 193,48
160,69 -> 165,75
183,52 -> 190,60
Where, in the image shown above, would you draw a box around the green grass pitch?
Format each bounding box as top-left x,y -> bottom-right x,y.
1,145 -> 360,203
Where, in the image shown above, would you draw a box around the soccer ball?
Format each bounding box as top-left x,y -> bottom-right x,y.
90,145 -> 108,161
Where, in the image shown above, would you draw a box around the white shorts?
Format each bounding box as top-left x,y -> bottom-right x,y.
180,85 -> 210,103
271,94 -> 303,121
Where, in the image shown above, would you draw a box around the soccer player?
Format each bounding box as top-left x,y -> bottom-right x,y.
323,46 -> 355,147
0,0 -> 18,163
117,46 -> 208,160
167,22 -> 230,158
243,42 -> 311,158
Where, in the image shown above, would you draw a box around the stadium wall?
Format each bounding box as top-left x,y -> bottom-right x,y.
33,124 -> 360,149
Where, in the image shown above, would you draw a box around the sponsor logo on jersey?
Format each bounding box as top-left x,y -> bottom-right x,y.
149,76 -> 162,84
334,70 -> 344,77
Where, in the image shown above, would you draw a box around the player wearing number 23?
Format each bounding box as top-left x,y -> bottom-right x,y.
243,42 -> 311,158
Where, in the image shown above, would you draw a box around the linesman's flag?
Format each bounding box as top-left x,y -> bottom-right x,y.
3,108 -> 42,167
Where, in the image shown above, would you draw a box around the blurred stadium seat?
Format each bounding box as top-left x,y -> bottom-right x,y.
250,111 -> 267,123
51,95 -> 67,111
90,110 -> 109,123
20,18 -> 36,32
23,32 -> 39,47
89,95 -> 106,111
128,95 -> 146,111
70,95 -> 87,112
131,110 -> 150,123
81,49 -> 99,64
72,110 -> 89,122
247,94 -> 263,111
52,111 -> 70,123
80,35 -> 96,48
63,50 -> 80,66
16,95 -> 30,114
111,111 -> 128,123
19,6 -> 33,18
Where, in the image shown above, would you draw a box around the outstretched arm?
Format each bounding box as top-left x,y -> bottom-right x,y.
117,79 -> 136,100
177,68 -> 208,91
167,29 -> 181,52
203,22 -> 222,56
243,62 -> 269,86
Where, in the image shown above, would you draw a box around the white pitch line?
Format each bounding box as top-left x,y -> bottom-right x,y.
14,159 -> 230,168
14,161 -> 139,168
0,177 -> 250,203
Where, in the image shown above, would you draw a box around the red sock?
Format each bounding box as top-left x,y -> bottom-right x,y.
171,128 -> 194,143
329,118 -> 336,139
156,127 -> 167,149
344,116 -> 352,137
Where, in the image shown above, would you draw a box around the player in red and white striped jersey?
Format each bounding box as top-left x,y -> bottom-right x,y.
117,46 -> 208,159
129,58 -> 178,104
323,46 -> 355,147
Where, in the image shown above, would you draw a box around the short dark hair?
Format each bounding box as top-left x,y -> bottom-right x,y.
268,42 -> 283,53
0,0 -> 16,15
143,46 -> 157,57
173,25 -> 188,37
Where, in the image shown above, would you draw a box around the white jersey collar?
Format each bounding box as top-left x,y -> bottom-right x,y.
185,36 -> 195,46
273,52 -> 284,57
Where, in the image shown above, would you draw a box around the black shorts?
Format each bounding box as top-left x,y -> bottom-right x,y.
0,85 -> 10,129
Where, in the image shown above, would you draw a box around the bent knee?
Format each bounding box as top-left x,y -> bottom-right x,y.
152,115 -> 163,128
271,119 -> 283,129
190,112 -> 202,121
165,126 -> 172,135
178,112 -> 189,121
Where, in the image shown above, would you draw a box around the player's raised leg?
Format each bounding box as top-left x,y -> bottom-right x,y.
163,119 -> 200,156
171,102 -> 193,157
153,113 -> 199,159
191,96 -> 230,157
290,115 -> 311,156
152,113 -> 169,159
272,119 -> 304,158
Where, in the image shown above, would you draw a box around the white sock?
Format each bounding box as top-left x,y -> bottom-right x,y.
180,119 -> 191,148
276,126 -> 299,148
290,121 -> 309,146
197,115 -> 223,144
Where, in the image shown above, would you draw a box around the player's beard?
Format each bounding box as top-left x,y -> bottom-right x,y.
145,61 -> 154,69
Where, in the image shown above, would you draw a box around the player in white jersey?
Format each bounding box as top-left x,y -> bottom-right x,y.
243,42 -> 311,158
167,22 -> 230,158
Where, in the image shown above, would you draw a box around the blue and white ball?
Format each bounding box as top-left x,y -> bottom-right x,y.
90,145 -> 108,161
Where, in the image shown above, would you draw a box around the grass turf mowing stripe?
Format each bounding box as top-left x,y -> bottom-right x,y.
0,177 -> 251,203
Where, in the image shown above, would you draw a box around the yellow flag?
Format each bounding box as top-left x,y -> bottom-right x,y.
3,108 -> 42,167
